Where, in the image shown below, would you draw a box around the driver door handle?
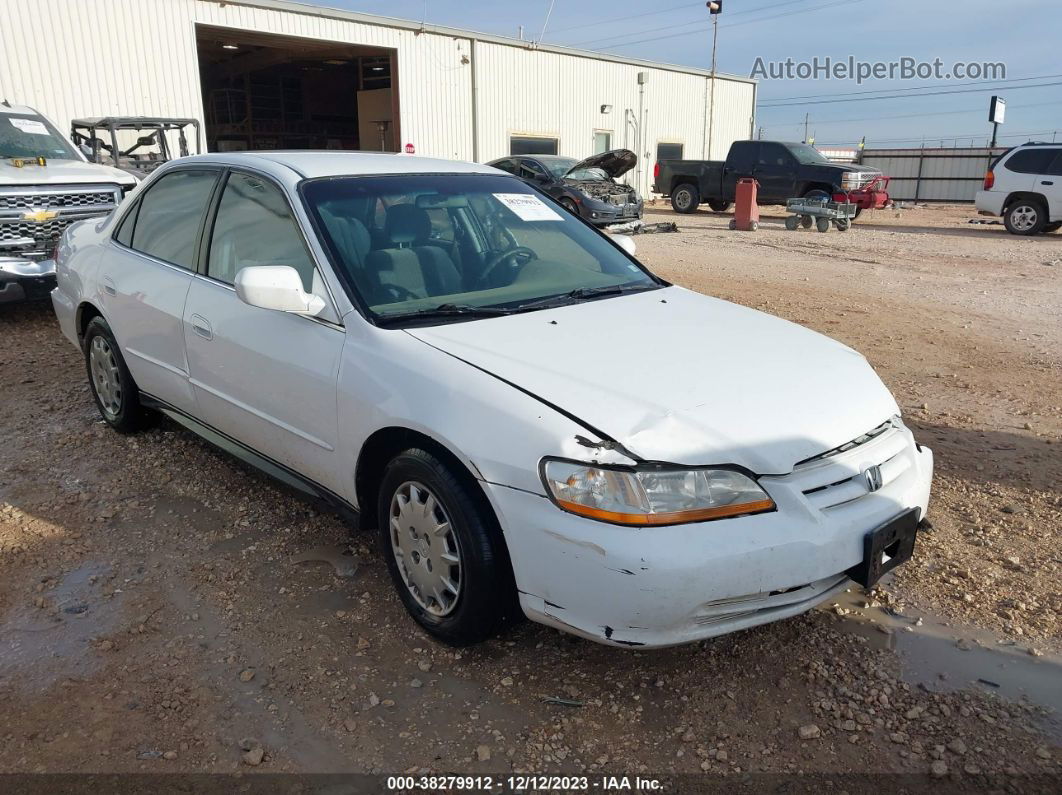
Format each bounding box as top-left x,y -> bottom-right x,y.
190,314 -> 213,341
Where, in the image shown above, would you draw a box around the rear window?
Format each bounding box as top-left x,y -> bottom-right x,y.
1003,148 -> 1059,175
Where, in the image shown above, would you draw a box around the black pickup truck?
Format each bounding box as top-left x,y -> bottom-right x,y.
653,140 -> 888,216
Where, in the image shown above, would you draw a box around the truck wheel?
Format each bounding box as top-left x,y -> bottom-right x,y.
816,218 -> 831,233
1004,199 -> 1047,236
707,199 -> 731,213
671,184 -> 699,214
785,216 -> 799,231
377,448 -> 516,646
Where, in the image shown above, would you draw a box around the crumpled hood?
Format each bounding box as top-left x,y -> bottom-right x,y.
408,286 -> 899,474
565,148 -> 637,179
0,158 -> 137,187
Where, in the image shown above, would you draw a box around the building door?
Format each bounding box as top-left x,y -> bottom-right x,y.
594,131 -> 612,154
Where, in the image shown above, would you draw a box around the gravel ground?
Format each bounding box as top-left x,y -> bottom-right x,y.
0,202 -> 1059,787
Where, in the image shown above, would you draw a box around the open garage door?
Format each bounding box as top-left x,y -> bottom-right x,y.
196,25 -> 399,153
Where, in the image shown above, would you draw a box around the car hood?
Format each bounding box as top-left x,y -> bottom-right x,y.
408,287 -> 899,474
0,157 -> 137,187
564,149 -> 637,179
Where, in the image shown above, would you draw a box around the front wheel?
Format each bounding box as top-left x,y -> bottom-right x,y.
83,317 -> 154,433
671,183 -> 700,214
707,199 -> 731,213
1004,200 -> 1047,236
377,448 -> 515,646
816,218 -> 831,233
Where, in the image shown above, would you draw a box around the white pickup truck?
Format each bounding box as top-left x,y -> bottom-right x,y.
1,102 -> 137,303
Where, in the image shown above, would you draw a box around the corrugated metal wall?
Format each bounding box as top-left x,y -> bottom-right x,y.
0,0 -> 754,188
860,147 -> 1006,202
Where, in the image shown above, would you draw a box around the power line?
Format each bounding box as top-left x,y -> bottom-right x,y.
766,98 -> 1062,128
548,1 -> 705,36
759,80 -> 1062,108
566,0 -> 823,48
759,73 -> 1062,106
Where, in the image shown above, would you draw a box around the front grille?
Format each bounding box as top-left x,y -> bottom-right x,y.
0,189 -> 117,210
0,184 -> 120,259
777,420 -> 911,512
693,574 -> 847,626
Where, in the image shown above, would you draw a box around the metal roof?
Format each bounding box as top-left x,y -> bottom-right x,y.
200,0 -> 756,85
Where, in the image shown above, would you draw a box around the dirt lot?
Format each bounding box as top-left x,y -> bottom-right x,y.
1,203 -> 1059,788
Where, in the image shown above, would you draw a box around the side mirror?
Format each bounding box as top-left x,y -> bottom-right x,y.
613,234 -> 637,256
235,266 -> 326,315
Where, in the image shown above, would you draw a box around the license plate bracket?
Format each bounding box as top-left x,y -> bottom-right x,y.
847,508 -> 920,588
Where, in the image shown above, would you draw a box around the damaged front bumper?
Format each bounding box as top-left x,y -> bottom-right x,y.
487,427 -> 933,648
0,257 -> 57,303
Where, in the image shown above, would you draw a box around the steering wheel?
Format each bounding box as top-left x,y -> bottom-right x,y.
380,283 -> 421,303
477,246 -> 537,289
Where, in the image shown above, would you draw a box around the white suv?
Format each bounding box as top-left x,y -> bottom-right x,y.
976,143 -> 1062,236
51,152 -> 932,648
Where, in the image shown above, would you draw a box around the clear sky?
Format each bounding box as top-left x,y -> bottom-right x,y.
324,0 -> 1060,149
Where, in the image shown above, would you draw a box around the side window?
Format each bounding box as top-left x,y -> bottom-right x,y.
1043,150 -> 1062,177
130,170 -> 218,268
757,143 -> 792,168
423,207 -> 456,243
656,142 -> 683,162
1004,149 -> 1055,175
519,159 -> 548,180
207,171 -> 315,290
114,200 -> 139,247
728,142 -> 757,172
491,159 -> 518,174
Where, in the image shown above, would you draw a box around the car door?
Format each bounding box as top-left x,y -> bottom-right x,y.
183,168 -> 345,491
1039,149 -> 1062,221
723,142 -> 757,200
754,143 -> 799,202
104,167 -> 221,413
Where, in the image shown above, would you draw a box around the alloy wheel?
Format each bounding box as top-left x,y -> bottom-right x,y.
1009,204 -> 1038,232
389,481 -> 463,616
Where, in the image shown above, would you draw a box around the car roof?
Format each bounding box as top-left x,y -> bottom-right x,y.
0,103 -> 41,116
173,151 -> 504,181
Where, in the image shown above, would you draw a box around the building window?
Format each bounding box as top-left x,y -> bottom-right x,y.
593,131 -> 612,154
657,142 -> 684,162
510,136 -> 558,156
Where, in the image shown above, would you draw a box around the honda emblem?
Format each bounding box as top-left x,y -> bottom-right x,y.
863,465 -> 884,493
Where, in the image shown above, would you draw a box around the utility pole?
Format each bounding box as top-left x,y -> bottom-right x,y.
706,2 -> 722,157
757,126 -> 764,140
803,113 -> 809,144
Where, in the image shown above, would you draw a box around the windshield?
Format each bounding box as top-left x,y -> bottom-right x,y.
541,158 -> 610,181
0,114 -> 80,160
787,143 -> 830,165
303,174 -> 660,325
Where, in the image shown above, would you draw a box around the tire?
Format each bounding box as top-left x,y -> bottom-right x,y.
1043,222 -> 1061,234
728,219 -> 737,230
558,197 -> 578,216
785,215 -> 799,231
671,183 -> 699,214
836,219 -> 851,232
851,206 -> 863,220
377,448 -> 514,646
816,218 -> 831,233
83,316 -> 154,433
1004,199 -> 1047,236
707,199 -> 731,213
749,220 -> 759,232
800,215 -> 813,229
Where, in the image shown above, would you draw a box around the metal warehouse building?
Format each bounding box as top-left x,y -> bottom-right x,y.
0,0 -> 755,195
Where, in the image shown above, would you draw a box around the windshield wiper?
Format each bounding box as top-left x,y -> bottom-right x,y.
514,282 -> 658,312
378,303 -> 516,325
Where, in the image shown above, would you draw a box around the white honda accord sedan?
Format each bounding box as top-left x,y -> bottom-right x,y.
51,152 -> 933,648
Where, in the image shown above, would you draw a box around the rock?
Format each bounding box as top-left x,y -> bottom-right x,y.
243,747 -> 265,766
716,749 -> 728,762
905,706 -> 923,720
1036,747 -> 1051,759
947,739 -> 967,755
476,744 -> 491,762
930,760 -> 948,778
238,737 -> 259,751
163,751 -> 177,760
343,718 -> 357,733
410,678 -> 423,688
1000,504 -> 1021,515
367,694 -> 380,708
356,636 -> 371,650
890,732 -> 908,744
418,660 -> 432,672
798,724 -> 821,740
956,639 -> 973,651
500,676 -> 514,687
239,668 -> 255,682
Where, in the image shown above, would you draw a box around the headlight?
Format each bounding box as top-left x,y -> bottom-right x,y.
840,172 -> 869,190
541,459 -> 775,526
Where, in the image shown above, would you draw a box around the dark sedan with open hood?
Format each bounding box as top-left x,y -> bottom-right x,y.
487,149 -> 643,226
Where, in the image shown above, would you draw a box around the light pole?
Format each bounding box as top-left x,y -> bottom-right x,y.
706,2 -> 723,158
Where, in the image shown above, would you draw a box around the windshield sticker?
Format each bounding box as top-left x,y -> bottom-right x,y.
493,193 -> 563,222
9,118 -> 50,135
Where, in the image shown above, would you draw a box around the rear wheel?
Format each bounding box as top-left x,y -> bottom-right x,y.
83,317 -> 154,433
1004,199 -> 1047,236
377,448 -> 514,646
707,199 -> 731,213
816,218 -> 831,233
784,215 -> 800,231
558,197 -> 578,216
671,183 -> 699,214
